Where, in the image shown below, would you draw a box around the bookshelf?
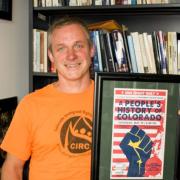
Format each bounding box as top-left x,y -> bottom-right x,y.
29,2 -> 180,179
29,2 -> 180,92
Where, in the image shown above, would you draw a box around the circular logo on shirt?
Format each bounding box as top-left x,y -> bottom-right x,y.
58,110 -> 92,156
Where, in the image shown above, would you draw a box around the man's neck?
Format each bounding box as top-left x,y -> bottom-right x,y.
54,77 -> 91,94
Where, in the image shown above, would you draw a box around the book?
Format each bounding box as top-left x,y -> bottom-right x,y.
103,31 -> 116,72
34,0 -> 38,7
111,30 -> 129,72
142,32 -> 156,73
43,31 -> 48,73
171,32 -> 178,74
46,0 -> 53,6
94,30 -> 103,71
121,25 -> 132,73
157,31 -> 168,74
139,33 -> 150,73
40,31 -> 44,72
109,31 -> 119,72
177,33 -> 180,75
167,32 -> 174,74
90,31 -> 100,72
99,30 -> 109,72
147,34 -> 157,73
127,34 -> 138,73
36,29 -> 41,72
130,32 -> 144,73
52,0 -> 63,6
42,0 -> 46,6
33,29 -> 37,72
152,31 -> 161,74
106,32 -> 116,72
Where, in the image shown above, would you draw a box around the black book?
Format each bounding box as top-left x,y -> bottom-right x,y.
121,25 -> 132,73
99,30 -> 109,72
102,31 -> 116,72
109,31 -> 119,72
152,31 -> 161,74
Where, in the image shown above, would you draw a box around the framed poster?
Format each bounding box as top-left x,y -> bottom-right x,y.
0,0 -> 12,20
91,72 -> 180,180
0,97 -> 17,167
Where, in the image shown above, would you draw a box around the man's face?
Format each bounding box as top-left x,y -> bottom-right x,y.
48,24 -> 94,81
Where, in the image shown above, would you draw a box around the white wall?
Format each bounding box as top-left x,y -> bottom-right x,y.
0,0 -> 29,101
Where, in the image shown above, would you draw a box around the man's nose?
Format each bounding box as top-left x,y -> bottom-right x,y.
67,48 -> 77,60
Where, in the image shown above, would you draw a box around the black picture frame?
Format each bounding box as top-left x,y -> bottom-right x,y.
0,96 -> 17,167
91,72 -> 180,180
0,0 -> 12,21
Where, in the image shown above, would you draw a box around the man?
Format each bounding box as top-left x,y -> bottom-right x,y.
0,16 -> 95,180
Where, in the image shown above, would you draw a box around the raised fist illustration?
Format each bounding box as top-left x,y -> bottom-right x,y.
120,125 -> 153,177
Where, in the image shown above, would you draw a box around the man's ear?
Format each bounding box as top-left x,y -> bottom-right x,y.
48,49 -> 54,63
90,44 -> 95,58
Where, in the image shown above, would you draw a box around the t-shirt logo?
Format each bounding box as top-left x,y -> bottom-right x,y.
58,111 -> 92,156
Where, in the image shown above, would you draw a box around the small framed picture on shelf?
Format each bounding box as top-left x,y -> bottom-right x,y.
0,96 -> 17,167
91,72 -> 180,180
0,0 -> 12,21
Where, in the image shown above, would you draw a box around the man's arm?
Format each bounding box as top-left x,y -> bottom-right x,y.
1,153 -> 26,180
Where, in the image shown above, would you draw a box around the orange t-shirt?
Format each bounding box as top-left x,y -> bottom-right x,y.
1,81 -> 94,180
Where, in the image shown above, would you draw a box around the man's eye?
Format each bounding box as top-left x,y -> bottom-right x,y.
74,43 -> 83,49
58,47 -> 65,52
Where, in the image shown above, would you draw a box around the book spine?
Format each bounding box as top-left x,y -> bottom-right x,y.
152,31 -> 161,74
157,31 -> 168,74
131,32 -> 144,73
127,35 -> 138,73
147,34 -> 157,73
95,30 -> 103,71
99,30 -> 109,72
90,31 -> 100,72
122,25 -> 132,73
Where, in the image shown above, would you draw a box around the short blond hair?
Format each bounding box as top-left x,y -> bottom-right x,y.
48,16 -> 92,52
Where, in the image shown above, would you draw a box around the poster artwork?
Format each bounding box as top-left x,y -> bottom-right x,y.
110,88 -> 168,179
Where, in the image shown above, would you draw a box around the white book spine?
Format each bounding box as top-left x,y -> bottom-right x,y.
172,32 -> 178,74
131,32 -> 144,73
42,0 -> 46,6
52,0 -> 59,6
167,32 -> 173,74
142,32 -> 153,73
178,39 -> 180,74
36,30 -> 41,72
111,0 -> 115,5
43,31 -> 48,73
33,29 -> 37,72
69,0 -> 78,6
139,33 -> 149,73
46,0 -> 52,6
127,35 -> 138,73
147,34 -> 157,73
95,0 -> 102,5
34,0 -> 38,7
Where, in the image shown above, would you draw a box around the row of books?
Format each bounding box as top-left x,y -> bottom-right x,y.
34,0 -> 63,7
33,0 -> 174,7
90,27 -> 180,74
33,21 -> 180,75
33,29 -> 56,73
97,0 -> 170,5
